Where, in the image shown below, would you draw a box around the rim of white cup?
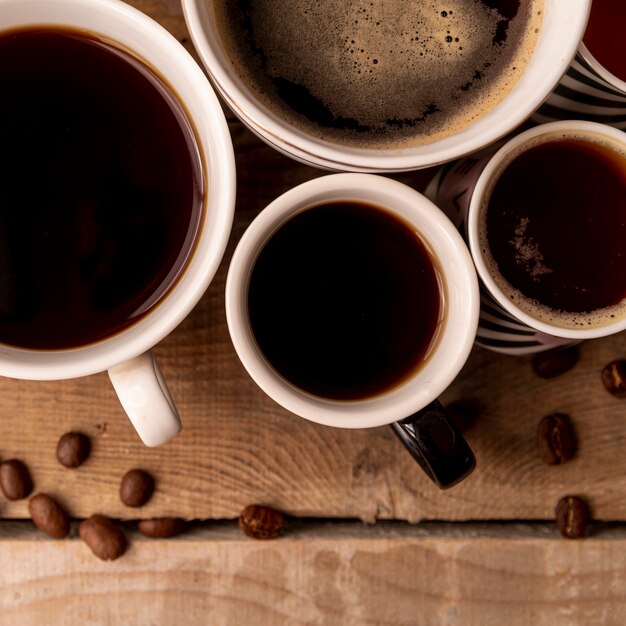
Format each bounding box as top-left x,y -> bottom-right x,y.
182,0 -> 591,172
578,41 -> 626,95
225,174 -> 479,429
0,0 -> 236,380
467,120 -> 626,340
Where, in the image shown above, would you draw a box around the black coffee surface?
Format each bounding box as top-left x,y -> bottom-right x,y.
248,202 -> 443,400
485,138 -> 626,321
0,29 -> 203,349
212,0 -> 543,148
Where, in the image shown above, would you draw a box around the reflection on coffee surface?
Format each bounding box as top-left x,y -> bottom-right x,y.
212,0 -> 543,148
247,202 -> 444,400
481,133 -> 626,328
0,29 -> 203,349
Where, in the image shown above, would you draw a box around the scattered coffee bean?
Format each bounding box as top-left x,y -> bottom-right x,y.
29,493 -> 70,538
56,432 -> 91,468
120,469 -> 155,507
79,514 -> 127,561
0,459 -> 33,500
602,360 -> 626,398
446,399 -> 479,433
531,346 -> 580,379
239,504 -> 285,540
138,517 -> 184,538
537,413 -> 577,465
555,495 -> 590,539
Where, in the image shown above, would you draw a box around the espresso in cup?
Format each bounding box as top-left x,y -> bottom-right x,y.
478,130 -> 626,330
248,201 -> 444,400
0,27 -> 203,349
211,0 -> 544,149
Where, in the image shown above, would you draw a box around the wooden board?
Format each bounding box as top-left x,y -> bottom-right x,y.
1,1 -> 625,625
1,522 -> 626,626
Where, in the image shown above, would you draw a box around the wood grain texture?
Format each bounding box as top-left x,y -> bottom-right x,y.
2,3 -> 622,626
0,0 -> 623,523
1,522 -> 626,626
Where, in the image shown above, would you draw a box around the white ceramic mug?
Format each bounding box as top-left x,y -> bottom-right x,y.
226,174 -> 479,488
0,0 -> 236,445
183,0 -> 590,172
430,120 -> 626,354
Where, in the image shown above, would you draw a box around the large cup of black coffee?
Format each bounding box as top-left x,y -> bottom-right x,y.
462,121 -> 626,351
226,174 -> 480,488
183,0 -> 590,171
0,0 -> 236,445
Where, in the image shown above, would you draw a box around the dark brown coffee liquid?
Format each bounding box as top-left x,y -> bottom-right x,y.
248,202 -> 444,400
583,0 -> 626,82
0,29 -> 203,349
485,138 -> 626,321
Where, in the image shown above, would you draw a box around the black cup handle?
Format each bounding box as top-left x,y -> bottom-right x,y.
391,399 -> 476,489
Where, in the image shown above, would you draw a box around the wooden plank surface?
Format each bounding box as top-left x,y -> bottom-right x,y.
0,1 -> 623,524
1,2 -> 625,625
1,522 -> 626,626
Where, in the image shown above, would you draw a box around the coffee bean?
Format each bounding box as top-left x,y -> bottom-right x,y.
79,515 -> 127,561
602,360 -> 626,398
531,346 -> 580,379
120,469 -> 155,507
56,432 -> 91,468
29,493 -> 70,539
138,517 -> 184,538
537,413 -> 577,465
0,459 -> 33,500
555,496 -> 589,539
239,504 -> 285,540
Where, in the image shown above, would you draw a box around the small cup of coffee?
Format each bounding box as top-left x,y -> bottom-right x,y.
534,0 -> 626,128
183,0 -> 590,171
432,120 -> 626,353
226,174 -> 480,488
0,0 -> 236,444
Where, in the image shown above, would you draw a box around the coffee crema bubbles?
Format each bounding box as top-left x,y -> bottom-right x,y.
212,0 -> 544,148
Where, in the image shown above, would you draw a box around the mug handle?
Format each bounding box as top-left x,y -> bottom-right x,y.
391,400 -> 475,489
108,351 -> 182,447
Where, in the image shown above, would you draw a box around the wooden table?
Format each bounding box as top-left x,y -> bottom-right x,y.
3,1 -> 626,624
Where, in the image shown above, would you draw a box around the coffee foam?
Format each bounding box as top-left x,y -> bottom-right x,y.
211,0 -> 544,149
479,130 -> 626,330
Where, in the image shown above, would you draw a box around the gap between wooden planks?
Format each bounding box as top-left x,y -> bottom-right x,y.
0,521 -> 625,626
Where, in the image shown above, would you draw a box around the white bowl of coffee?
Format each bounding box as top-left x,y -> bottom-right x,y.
0,0 -> 236,445
183,0 -> 590,171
